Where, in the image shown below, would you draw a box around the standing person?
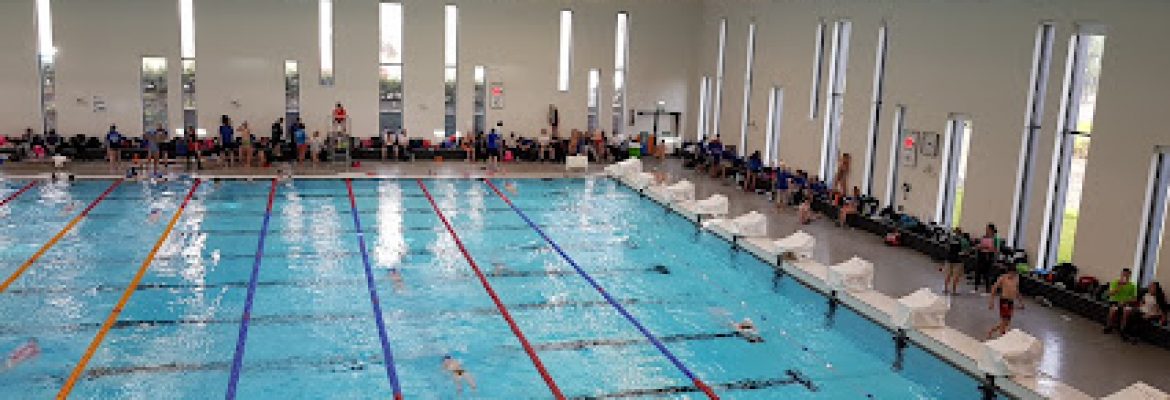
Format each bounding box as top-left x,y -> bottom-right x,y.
294,123 -> 308,163
185,125 -> 203,170
1103,268 -> 1140,339
145,124 -> 168,174
537,129 -> 553,162
239,122 -> 254,168
105,125 -> 123,169
391,129 -> 406,161
744,151 -> 763,192
332,102 -> 348,133
380,129 -> 391,160
486,129 -> 501,171
271,118 -> 285,160
461,134 -> 475,162
833,153 -> 852,195
974,224 -> 1001,295
987,267 -> 1023,339
943,227 -> 970,294
309,131 -> 324,168
218,116 -> 236,167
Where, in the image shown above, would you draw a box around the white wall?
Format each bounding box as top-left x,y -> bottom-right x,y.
0,0 -> 45,135
0,0 -> 699,140
696,0 -> 1170,283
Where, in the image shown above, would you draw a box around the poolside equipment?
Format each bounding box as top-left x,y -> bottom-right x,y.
978,329 -> 1043,378
679,194 -> 729,218
893,288 -> 950,329
827,256 -> 874,293
704,211 -> 768,239
772,231 -> 817,260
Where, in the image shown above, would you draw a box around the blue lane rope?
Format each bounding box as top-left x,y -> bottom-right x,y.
345,179 -> 405,400
225,179 -> 277,399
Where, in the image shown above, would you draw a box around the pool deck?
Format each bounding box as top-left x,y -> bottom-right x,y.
3,158 -> 1169,397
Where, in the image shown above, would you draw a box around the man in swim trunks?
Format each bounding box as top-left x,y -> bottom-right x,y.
987,267 -> 1023,339
442,355 -> 477,393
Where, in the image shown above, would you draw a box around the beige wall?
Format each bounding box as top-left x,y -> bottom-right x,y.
696,0 -> 1170,283
0,0 -> 45,135
0,0 -> 699,140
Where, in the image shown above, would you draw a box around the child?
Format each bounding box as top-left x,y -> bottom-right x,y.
987,267 -> 1023,339
798,194 -> 815,225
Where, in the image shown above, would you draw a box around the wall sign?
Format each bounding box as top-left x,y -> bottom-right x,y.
901,130 -> 920,167
489,82 -> 505,109
920,131 -> 940,157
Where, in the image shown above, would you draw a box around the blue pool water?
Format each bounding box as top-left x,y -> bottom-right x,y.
0,178 -> 989,399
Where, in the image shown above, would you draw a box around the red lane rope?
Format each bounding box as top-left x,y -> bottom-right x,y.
0,180 -> 38,207
416,179 -> 567,400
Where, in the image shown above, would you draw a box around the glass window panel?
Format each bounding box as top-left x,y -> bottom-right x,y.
380,2 -> 402,64
319,0 -> 334,85
444,5 -> 458,67
141,57 -> 169,132
179,0 -> 195,58
558,10 -> 573,92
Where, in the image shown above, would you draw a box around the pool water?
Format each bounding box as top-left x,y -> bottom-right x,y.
0,178 -> 987,399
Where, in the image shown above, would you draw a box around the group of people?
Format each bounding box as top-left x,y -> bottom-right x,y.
102,103 -> 352,175
692,135 -> 868,228
414,126 -> 645,167
1103,268 -> 1167,342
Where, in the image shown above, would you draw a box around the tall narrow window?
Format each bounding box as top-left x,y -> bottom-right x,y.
179,0 -> 196,131
764,87 -> 784,165
379,1 -> 404,134
696,76 -> 709,141
285,60 -> 301,124
937,116 -> 973,227
612,12 -> 629,137
738,22 -> 756,156
1135,147 -> 1170,285
1009,22 -> 1056,247
558,10 -> 573,92
820,19 -> 852,183
885,105 -> 907,207
444,4 -> 458,136
862,23 -> 889,196
587,69 -> 600,131
141,57 -> 169,132
1040,25 -> 1107,267
318,0 -> 334,85
474,65 -> 487,135
36,0 -> 56,134
712,18 -> 727,140
809,20 -> 826,120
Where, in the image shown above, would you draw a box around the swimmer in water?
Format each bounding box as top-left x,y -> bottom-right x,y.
148,208 -> 162,223
389,269 -> 405,291
504,181 -> 518,194
731,318 -> 763,343
62,200 -> 80,215
441,355 -> 477,393
4,338 -> 40,371
491,262 -> 510,276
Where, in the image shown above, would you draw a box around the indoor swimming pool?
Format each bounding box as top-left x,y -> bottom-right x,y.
0,177 -> 990,399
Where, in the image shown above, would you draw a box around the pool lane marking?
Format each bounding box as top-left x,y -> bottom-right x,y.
56,179 -> 201,399
225,179 -> 277,400
0,180 -> 37,208
0,179 -> 123,293
344,179 -> 405,400
416,179 -> 567,400
484,179 -> 721,400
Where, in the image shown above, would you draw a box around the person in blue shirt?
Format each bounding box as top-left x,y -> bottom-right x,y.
486,129 -> 501,170
744,151 -> 763,192
294,124 -> 308,163
774,166 -> 791,208
105,125 -> 123,168
219,115 -> 236,167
